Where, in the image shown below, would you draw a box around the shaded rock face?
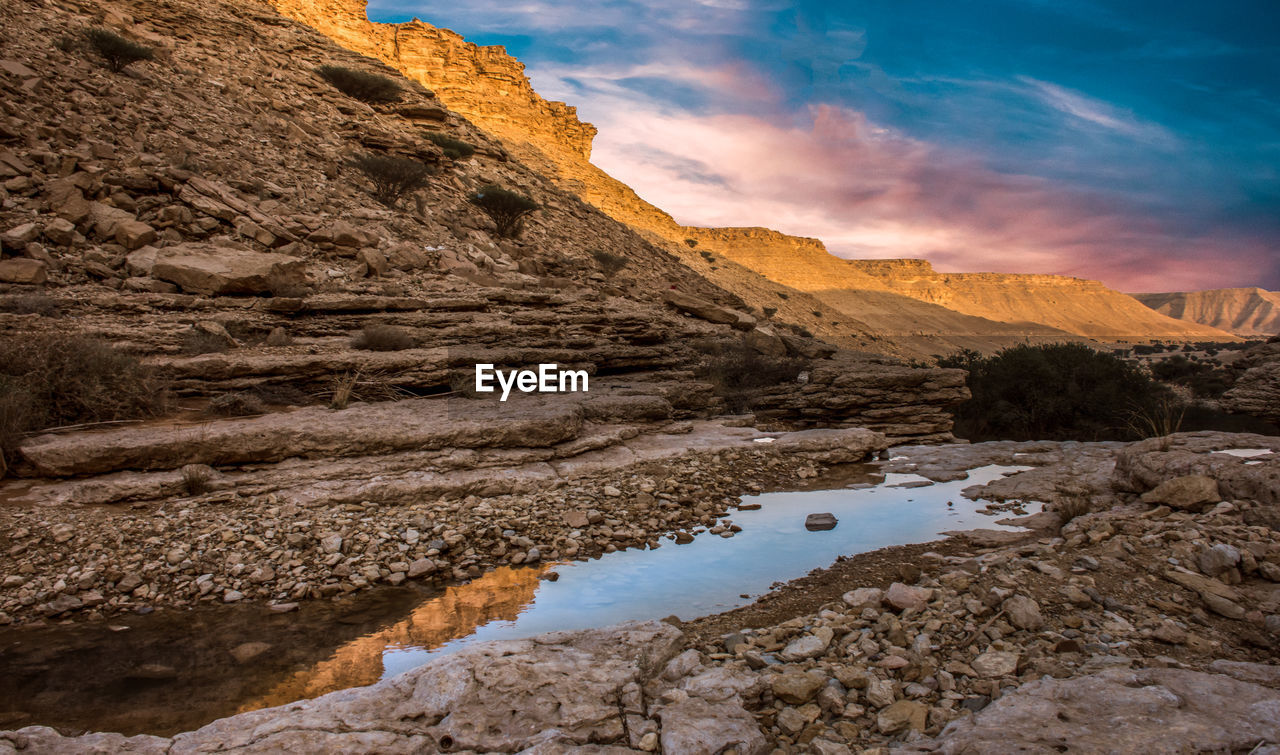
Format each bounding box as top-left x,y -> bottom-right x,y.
751,357 -> 970,443
0,621 -> 766,754
1225,362 -> 1280,424
910,667 -> 1280,754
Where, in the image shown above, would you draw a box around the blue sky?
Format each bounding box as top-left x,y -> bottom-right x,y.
368,0 -> 1279,291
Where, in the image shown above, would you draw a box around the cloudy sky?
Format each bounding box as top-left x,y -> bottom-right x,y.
368,1 -> 1280,292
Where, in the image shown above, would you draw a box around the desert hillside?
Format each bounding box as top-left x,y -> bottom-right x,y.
1134,287 -> 1280,337
266,0 -> 1238,348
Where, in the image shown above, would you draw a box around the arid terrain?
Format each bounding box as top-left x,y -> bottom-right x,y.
0,0 -> 1277,753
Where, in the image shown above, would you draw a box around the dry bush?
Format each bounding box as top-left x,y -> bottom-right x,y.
469,184 -> 538,238
315,65 -> 401,103
0,335 -> 168,475
181,330 -> 233,355
350,153 -> 433,207
328,372 -> 358,410
0,295 -> 59,316
205,392 -> 267,417
425,133 -> 476,160
352,323 -> 414,351
590,249 -> 628,278
180,464 -> 212,496
692,338 -> 808,413
85,28 -> 154,72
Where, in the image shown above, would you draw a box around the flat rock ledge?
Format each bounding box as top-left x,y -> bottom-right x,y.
905,665 -> 1280,754
0,621 -> 762,754
6,622 -> 1280,754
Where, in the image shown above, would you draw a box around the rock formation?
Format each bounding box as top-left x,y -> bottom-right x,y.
265,0 -> 1241,351
1223,337 -> 1280,425
1135,287 -> 1280,337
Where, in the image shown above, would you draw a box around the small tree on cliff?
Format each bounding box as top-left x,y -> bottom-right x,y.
84,28 -> 154,73
469,184 -> 538,239
350,153 -> 434,207
315,65 -> 402,104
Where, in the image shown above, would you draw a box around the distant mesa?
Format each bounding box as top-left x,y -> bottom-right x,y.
1132,288 -> 1280,338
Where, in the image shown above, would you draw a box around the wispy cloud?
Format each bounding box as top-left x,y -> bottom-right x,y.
1017,76 -> 1175,144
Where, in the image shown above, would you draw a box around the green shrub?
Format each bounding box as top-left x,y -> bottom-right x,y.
350,153 -> 433,207
693,338 -> 808,413
939,343 -> 1177,441
1149,354 -> 1235,398
684,238 -> 698,248
315,65 -> 401,103
590,249 -> 628,278
0,335 -> 168,475
469,184 -> 538,238
425,133 -> 476,160
84,28 -> 154,73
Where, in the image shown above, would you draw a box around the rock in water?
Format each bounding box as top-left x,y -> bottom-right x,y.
806,512 -> 838,531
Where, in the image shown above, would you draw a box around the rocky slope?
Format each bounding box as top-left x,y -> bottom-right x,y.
265,0 -> 1240,350
0,0 -> 973,625
13,432 -> 1280,752
1135,287 -> 1280,337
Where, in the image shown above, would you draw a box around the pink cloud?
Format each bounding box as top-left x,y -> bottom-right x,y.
581,91 -> 1271,292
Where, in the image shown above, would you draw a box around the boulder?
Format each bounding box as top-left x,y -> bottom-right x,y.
656,697 -> 768,755
151,244 -> 306,296
770,670 -> 826,704
1001,595 -> 1043,631
745,325 -> 787,357
0,221 -> 40,250
0,258 -> 46,284
877,700 -> 928,735
916,668 -> 1280,754
843,587 -> 884,611
885,582 -> 932,612
1224,362 -> 1280,424
662,290 -> 743,326
1140,474 -> 1220,510
114,219 -> 157,251
357,247 -> 388,277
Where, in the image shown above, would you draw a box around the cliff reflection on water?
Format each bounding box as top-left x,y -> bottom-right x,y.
238,565 -> 544,713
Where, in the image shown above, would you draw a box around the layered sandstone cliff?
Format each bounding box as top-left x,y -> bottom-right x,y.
265,0 -> 1237,348
1134,288 -> 1280,337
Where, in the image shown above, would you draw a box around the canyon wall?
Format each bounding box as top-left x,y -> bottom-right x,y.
266,0 -> 1236,347
1134,288 -> 1280,337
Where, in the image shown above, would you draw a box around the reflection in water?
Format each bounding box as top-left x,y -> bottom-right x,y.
239,565 -> 543,712
4,463 -> 1038,736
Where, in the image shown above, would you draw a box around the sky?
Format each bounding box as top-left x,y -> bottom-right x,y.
367,1 -> 1280,292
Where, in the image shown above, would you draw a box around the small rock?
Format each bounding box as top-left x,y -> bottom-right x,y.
1002,595 -> 1044,630
971,651 -> 1020,678
771,670 -> 826,704
885,582 -> 932,612
780,627 -> 834,661
876,699 -> 928,735
1198,544 -> 1241,578
805,512 -> 838,531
